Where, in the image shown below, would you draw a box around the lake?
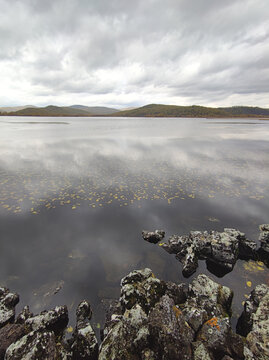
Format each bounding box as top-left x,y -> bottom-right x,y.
0,116 -> 268,330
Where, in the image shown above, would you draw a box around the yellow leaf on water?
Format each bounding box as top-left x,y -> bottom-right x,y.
246,281 -> 252,287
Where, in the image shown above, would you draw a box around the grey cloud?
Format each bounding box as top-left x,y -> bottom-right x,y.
0,0 -> 268,106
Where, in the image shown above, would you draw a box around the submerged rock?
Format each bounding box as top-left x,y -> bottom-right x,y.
0,287 -> 19,329
142,230 -> 165,244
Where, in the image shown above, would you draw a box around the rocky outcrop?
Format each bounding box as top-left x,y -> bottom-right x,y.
143,228 -> 258,277
69,300 -> 98,360
1,290 -> 98,360
1,267 -> 268,359
259,224 -> 269,253
100,269 -> 246,360
237,283 -> 269,360
0,287 -> 19,329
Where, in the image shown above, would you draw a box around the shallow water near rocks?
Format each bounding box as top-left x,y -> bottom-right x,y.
0,116 -> 268,330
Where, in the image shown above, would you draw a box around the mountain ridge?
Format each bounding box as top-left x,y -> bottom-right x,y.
1,104 -> 269,117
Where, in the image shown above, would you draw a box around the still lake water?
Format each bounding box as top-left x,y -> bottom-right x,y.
0,116 -> 268,329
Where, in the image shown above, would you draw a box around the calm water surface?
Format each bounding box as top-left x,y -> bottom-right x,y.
0,116 -> 268,329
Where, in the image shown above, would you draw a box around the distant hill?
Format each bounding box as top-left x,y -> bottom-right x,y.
70,105 -> 119,115
6,105 -> 93,117
113,104 -> 228,117
0,105 -> 36,113
1,104 -> 269,118
113,104 -> 269,118
218,106 -> 269,117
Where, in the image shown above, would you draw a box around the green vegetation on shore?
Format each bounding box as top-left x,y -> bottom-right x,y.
0,104 -> 269,117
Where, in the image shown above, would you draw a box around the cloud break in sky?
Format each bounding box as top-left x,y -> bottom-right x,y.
0,0 -> 269,108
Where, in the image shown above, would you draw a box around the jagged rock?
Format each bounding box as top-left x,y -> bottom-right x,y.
148,294 -> 194,359
76,300 -> 92,322
236,283 -> 269,336
259,224 -> 269,253
224,228 -> 257,259
192,342 -> 213,360
70,300 -> 98,360
245,292 -> 269,359
142,230 -> 165,244
120,268 -> 166,312
164,281 -> 188,305
182,300 -> 208,332
5,330 -> 57,359
0,323 -> 25,359
25,305 -> 68,334
196,317 -> 244,359
0,287 -> 19,329
176,244 -> 198,277
160,228 -> 258,277
188,274 -> 233,317
99,304 -> 149,360
15,306 -> 33,324
101,299 -> 122,340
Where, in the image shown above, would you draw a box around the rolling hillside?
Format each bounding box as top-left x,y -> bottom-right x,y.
113,104 -> 269,118
6,105 -> 93,117
113,104 -> 228,117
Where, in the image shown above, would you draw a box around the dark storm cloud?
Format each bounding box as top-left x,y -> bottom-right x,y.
0,0 -> 268,106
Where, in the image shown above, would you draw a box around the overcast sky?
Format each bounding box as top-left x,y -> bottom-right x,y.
0,0 -> 268,108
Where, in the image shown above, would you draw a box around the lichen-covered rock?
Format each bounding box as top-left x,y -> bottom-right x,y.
237,283 -> 269,336
0,287 -> 19,329
245,292 -> 269,360
15,306 -> 33,325
162,234 -> 191,254
259,224 -> 269,253
209,231 -> 239,272
196,317 -> 244,359
25,305 -> 68,334
188,274 -> 233,317
70,300 -> 98,360
164,281 -> 188,305
160,228 -> 257,277
176,244 -> 198,277
192,342 -> 213,360
101,299 -> 122,340
0,323 -> 25,359
5,330 -> 57,360
148,295 -> 194,359
99,304 -> 149,360
182,300 -> 208,332
120,268 -> 166,312
142,230 -> 165,244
